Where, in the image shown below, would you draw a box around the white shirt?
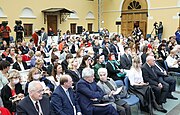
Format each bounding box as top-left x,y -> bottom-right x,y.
128,68 -> 144,86
29,97 -> 43,115
18,62 -> 25,71
61,86 -> 78,115
166,55 -> 179,68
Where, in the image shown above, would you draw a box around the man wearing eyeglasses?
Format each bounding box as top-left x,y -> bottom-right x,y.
16,81 -> 51,115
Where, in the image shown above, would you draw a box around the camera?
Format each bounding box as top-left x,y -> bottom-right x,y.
15,20 -> 22,25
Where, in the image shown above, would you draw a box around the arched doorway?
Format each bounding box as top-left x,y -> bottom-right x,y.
121,0 -> 148,38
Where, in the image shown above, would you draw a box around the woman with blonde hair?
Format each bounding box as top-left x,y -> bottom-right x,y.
24,67 -> 54,96
128,56 -> 166,114
1,70 -> 24,114
66,58 -> 81,89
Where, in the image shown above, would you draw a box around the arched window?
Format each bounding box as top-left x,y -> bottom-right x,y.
128,0 -> 141,10
86,11 -> 95,20
0,8 -> 7,18
20,7 -> 36,18
69,10 -> 79,19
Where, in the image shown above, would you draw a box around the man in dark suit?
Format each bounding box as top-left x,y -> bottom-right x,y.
12,54 -> 29,71
120,47 -> 132,70
148,51 -> 177,100
76,68 -> 118,115
102,42 -> 111,61
110,40 -> 120,60
16,81 -> 51,115
142,56 -> 168,112
19,40 -> 29,55
51,74 -> 82,115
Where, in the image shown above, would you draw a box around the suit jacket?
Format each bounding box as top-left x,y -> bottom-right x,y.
120,54 -> 132,70
1,83 -> 23,113
16,95 -> 51,115
110,44 -> 120,60
76,79 -> 104,115
42,32 -> 48,42
141,63 -> 160,86
65,69 -> 81,89
12,61 -> 29,71
102,46 -> 111,61
19,46 -> 29,55
97,78 -> 126,106
51,85 -> 81,115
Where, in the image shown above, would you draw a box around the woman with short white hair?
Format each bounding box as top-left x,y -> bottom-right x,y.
97,68 -> 131,115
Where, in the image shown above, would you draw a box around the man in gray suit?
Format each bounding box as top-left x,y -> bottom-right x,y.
40,27 -> 48,45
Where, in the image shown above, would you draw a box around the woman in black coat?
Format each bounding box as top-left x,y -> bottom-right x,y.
1,70 -> 24,114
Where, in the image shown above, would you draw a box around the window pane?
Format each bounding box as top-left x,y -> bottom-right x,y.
23,24 -> 33,37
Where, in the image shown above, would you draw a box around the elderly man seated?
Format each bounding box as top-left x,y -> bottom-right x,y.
76,68 -> 118,115
97,68 -> 131,115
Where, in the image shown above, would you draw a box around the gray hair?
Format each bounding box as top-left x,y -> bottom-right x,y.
98,68 -> 107,76
82,68 -> 94,78
146,55 -> 154,62
28,81 -> 42,93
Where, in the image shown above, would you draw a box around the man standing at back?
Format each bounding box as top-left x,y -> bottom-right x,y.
16,81 -> 51,115
120,47 -> 132,70
51,74 -> 82,115
40,27 -> 48,46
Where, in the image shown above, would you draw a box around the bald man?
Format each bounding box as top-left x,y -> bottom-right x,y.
51,74 -> 82,115
16,81 -> 51,115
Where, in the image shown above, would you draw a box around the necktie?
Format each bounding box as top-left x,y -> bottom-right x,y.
151,67 -> 157,78
35,101 -> 39,112
66,90 -> 77,115
66,90 -> 73,106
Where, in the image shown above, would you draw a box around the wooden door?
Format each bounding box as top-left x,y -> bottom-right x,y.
88,23 -> 93,32
47,15 -> 57,35
121,13 -> 147,38
70,23 -> 76,34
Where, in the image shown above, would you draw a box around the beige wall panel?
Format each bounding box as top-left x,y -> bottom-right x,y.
0,0 -> 98,38
148,8 -> 179,39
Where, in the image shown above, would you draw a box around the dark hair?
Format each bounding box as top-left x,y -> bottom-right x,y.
79,55 -> 91,68
41,27 -> 45,30
66,53 -> 73,60
52,63 -> 62,82
142,46 -> 148,53
124,46 -> 129,51
0,60 -> 10,70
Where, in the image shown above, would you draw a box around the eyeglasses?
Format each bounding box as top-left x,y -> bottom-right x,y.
36,89 -> 44,94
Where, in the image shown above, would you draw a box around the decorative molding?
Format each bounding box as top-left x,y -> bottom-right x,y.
19,16 -> 36,19
68,10 -> 79,19
0,8 -> 7,18
86,11 -> 95,20
20,7 -> 36,19
104,6 -> 180,13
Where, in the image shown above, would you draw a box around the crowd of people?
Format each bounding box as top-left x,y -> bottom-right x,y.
0,23 -> 179,115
